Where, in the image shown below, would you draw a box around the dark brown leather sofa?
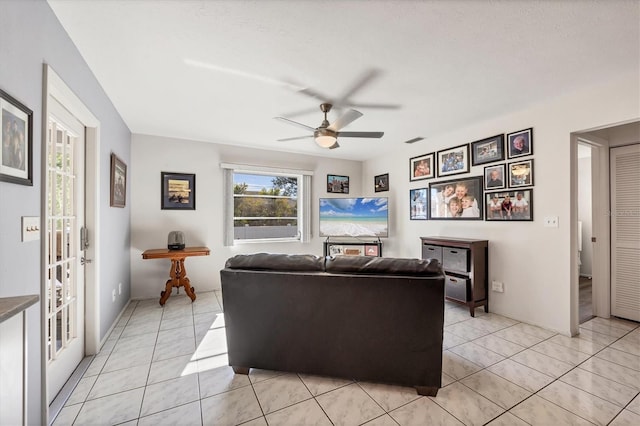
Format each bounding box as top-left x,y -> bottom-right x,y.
220,253 -> 445,396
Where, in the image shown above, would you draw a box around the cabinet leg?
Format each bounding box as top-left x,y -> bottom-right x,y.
159,280 -> 173,306
469,305 -> 475,317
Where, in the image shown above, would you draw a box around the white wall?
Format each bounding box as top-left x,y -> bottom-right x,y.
130,135 -> 362,299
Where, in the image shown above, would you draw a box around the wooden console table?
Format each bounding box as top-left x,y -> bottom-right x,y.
142,246 -> 210,306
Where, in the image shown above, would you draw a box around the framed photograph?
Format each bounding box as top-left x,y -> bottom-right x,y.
110,153 -> 127,207
428,175 -> 483,220
374,173 -> 389,192
508,159 -> 534,188
1,89 -> 33,186
328,245 -> 344,256
485,189 -> 533,221
161,172 -> 196,210
471,134 -> 505,166
409,153 -> 435,181
409,188 -> 428,220
327,174 -> 349,193
437,144 -> 470,177
364,245 -> 379,256
343,246 -> 364,256
484,164 -> 506,190
507,127 -> 533,158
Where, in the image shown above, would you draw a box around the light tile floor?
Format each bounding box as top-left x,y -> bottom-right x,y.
53,290 -> 640,426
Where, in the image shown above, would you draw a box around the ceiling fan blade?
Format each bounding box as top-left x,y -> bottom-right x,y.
274,117 -> 315,132
336,68 -> 381,104
329,141 -> 340,149
350,102 -> 401,110
278,106 -> 320,119
336,131 -> 384,138
277,135 -> 313,142
328,109 -> 363,131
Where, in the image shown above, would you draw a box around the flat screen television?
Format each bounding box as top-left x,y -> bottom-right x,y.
319,197 -> 388,237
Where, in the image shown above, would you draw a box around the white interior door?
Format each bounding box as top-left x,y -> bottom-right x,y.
610,143 -> 640,321
45,98 -> 85,403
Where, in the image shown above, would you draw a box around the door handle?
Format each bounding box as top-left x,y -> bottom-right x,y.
80,257 -> 92,265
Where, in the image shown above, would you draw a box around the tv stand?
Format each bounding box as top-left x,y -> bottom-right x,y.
323,237 -> 383,257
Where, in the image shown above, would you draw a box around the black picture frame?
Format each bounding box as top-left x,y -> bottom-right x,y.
409,188 -> 428,220
428,175 -> 483,220
485,189 -> 533,221
507,127 -> 533,158
327,174 -> 349,193
436,144 -> 470,177
110,153 -> 127,207
508,159 -> 534,188
374,173 -> 389,192
471,134 -> 505,166
484,163 -> 506,190
409,153 -> 435,181
0,89 -> 33,186
161,172 -> 196,210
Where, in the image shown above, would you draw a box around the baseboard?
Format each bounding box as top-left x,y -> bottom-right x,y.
98,298 -> 132,351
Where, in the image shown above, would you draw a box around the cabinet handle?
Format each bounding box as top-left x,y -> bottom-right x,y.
450,278 -> 458,283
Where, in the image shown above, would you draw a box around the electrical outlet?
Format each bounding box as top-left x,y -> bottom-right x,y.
112,289 -> 116,302
118,283 -> 122,295
544,216 -> 559,228
492,280 -> 504,292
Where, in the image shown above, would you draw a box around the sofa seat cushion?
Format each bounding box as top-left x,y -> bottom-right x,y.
224,253 -> 325,272
325,255 -> 441,276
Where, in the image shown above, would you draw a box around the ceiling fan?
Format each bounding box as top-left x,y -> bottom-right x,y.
275,103 -> 384,149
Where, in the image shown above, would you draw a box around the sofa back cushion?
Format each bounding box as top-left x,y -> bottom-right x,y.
224,253 -> 325,272
325,255 -> 441,276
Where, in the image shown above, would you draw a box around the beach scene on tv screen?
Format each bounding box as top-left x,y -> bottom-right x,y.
320,198 -> 388,237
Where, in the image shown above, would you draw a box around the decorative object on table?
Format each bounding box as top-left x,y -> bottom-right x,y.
428,175 -> 483,220
485,189 -> 533,221
110,153 -> 127,207
374,173 -> 389,192
161,172 -> 196,210
0,89 -> 33,186
409,188 -> 428,220
167,231 -> 185,250
470,134 -> 505,166
436,144 -> 469,177
409,152 -> 435,181
507,127 -> 533,158
364,244 -> 380,256
484,163 -> 506,190
327,174 -> 349,193
508,159 -> 534,188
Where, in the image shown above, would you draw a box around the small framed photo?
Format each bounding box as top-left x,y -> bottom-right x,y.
328,245 -> 344,256
327,174 -> 349,193
343,246 -> 364,256
484,164 -> 506,190
437,144 -> 470,177
409,188 -> 428,220
161,172 -> 196,210
507,128 -> 533,158
428,176 -> 483,220
485,189 -> 533,221
110,153 -> 127,207
508,159 -> 534,188
374,173 -> 389,192
364,245 -> 380,256
409,153 -> 435,181
471,134 -> 504,166
1,89 -> 33,186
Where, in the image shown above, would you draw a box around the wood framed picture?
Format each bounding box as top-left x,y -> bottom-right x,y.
110,153 -> 127,207
374,173 -> 389,192
485,189 -> 533,221
471,134 -> 504,166
161,172 -> 196,210
428,175 -> 483,220
437,144 -> 470,177
327,174 -> 349,193
0,89 -> 33,186
410,188 -> 428,220
507,127 -> 533,158
508,159 -> 534,188
409,153 -> 435,181
484,163 -> 506,190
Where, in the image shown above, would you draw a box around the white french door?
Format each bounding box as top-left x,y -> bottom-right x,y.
45,98 -> 86,403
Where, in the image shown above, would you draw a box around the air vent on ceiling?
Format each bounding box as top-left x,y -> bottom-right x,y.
404,137 -> 424,144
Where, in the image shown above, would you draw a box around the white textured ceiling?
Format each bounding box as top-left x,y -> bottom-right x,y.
47,0 -> 639,161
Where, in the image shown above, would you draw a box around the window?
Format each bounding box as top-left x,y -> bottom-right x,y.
222,164 -> 312,244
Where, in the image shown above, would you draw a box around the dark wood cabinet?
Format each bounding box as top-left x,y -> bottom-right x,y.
420,237 -> 488,317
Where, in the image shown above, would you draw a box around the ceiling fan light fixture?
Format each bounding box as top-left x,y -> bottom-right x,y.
315,134 -> 337,148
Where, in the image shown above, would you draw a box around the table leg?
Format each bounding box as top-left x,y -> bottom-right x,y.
177,259 -> 196,302
158,258 -> 196,305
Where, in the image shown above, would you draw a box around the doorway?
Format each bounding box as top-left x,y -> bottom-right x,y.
577,143 -> 594,323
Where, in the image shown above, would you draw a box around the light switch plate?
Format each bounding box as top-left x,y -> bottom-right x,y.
543,216 -> 559,228
22,216 -> 40,242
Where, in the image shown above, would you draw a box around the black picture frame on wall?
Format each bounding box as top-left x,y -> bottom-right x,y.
327,174 -> 349,193
485,189 -> 533,221
484,164 -> 506,190
471,134 -> 504,166
161,172 -> 196,210
409,188 -> 428,220
374,173 -> 389,192
436,144 -> 470,177
428,175 -> 483,220
508,159 -> 534,188
110,153 -> 127,207
0,89 -> 33,186
507,127 -> 533,158
409,153 -> 435,181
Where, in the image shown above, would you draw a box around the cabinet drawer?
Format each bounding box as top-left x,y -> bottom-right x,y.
443,247 -> 469,272
445,275 -> 470,302
422,244 -> 442,264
